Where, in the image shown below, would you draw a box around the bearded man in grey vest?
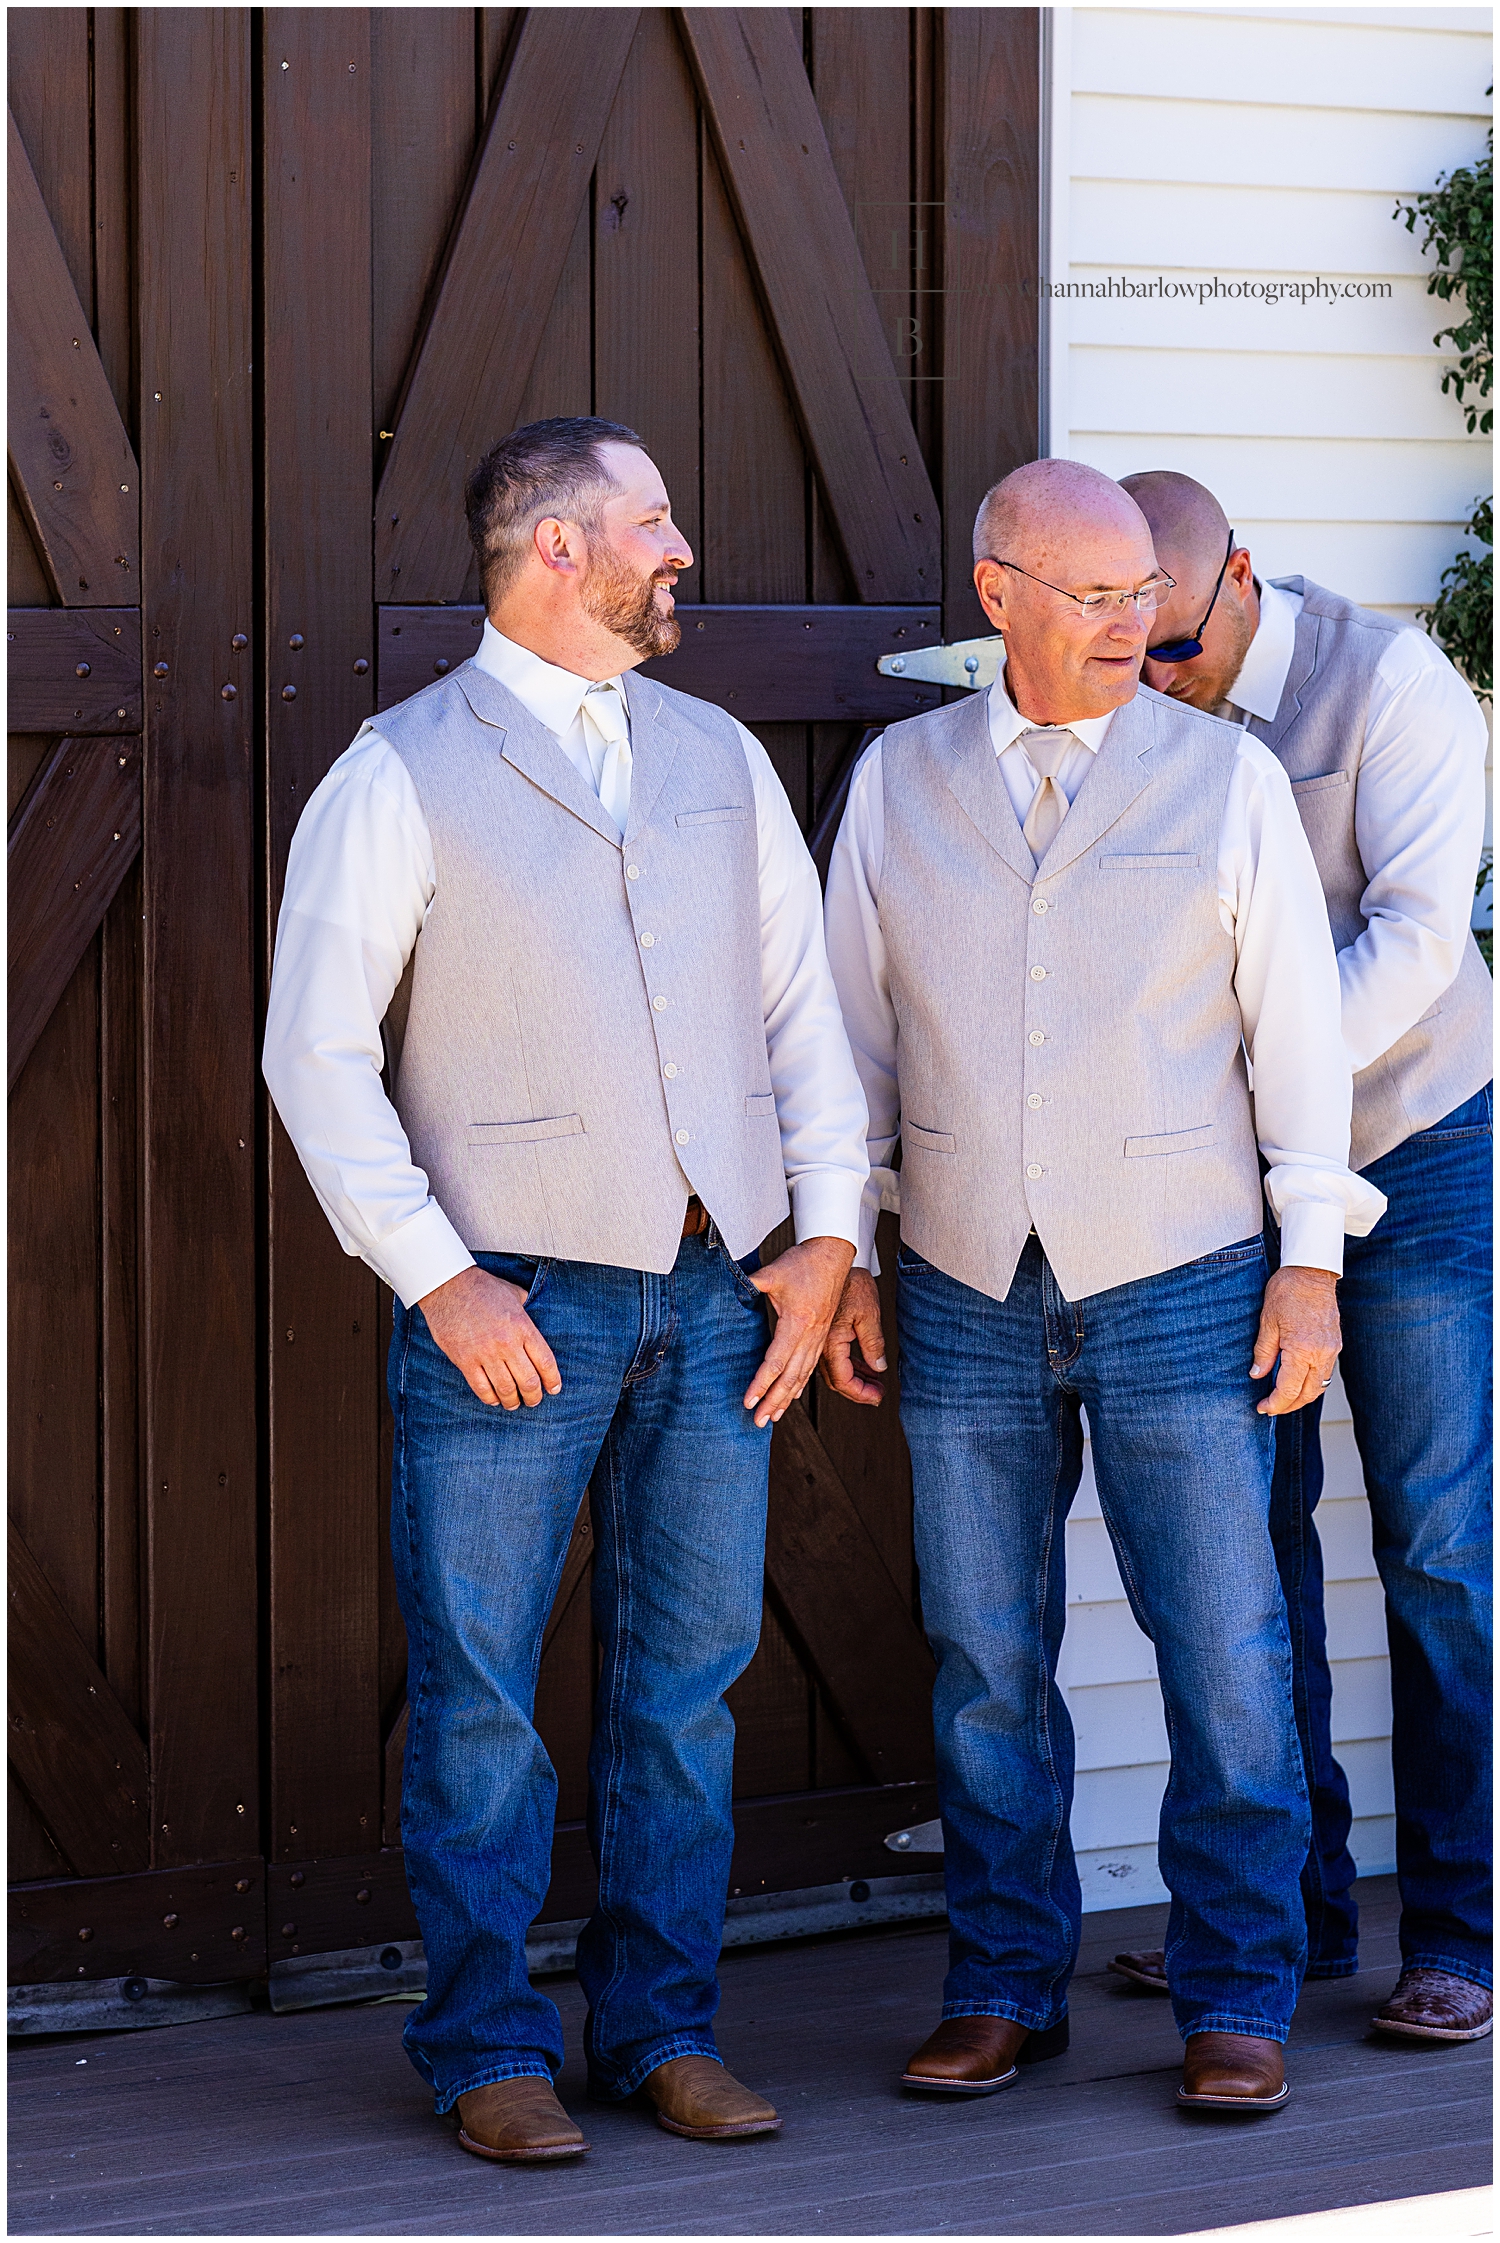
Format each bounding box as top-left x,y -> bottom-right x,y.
822,458 -> 1385,2115
1115,469 -> 1492,2047
264,419 -> 869,2160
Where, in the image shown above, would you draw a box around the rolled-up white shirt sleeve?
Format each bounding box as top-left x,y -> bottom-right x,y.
736,722 -> 869,1249
1338,629 -> 1489,1073
1220,737 -> 1387,1272
823,739 -> 900,1271
262,730 -> 475,1308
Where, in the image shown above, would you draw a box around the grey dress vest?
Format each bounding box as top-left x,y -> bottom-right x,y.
374,661 -> 789,1271
879,687 -> 1265,1304
1253,577 -> 1491,1169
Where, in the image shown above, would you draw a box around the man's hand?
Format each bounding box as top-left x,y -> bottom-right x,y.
818,1268 -> 888,1408
1251,1264 -> 1340,1416
418,1264 -> 562,1410
743,1236 -> 857,1429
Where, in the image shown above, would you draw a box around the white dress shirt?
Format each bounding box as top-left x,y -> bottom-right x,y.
1227,580 -> 1490,1075
825,660 -> 1387,1278
264,623 -> 869,1306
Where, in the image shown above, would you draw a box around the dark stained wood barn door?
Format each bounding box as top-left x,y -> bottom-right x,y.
9,6 -> 1037,1989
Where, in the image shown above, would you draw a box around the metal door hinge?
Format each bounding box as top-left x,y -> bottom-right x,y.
876,635 -> 1003,692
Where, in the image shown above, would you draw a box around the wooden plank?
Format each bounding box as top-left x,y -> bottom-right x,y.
6,923 -> 103,1748
940,9 -> 1041,643
370,9 -> 478,439
7,111 -> 139,606
377,605 -> 942,721
593,12 -> 703,594
7,1521 -> 151,1878
679,8 -> 940,603
9,1858 -> 266,1987
7,736 -> 141,1090
6,608 -> 142,732
136,8 -> 260,1871
810,1212 -> 915,1606
101,859 -> 145,1729
6,11 -> 93,312
726,1604 -> 812,1800
91,10 -> 136,413
374,9 -> 642,604
809,10 -> 918,413
763,1406 -> 935,1784
264,7 -> 381,1870
268,1851 -> 418,1961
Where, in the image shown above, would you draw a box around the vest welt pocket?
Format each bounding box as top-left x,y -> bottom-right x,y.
1124,1123 -> 1215,1158
1098,852 -> 1200,869
905,1122 -> 957,1155
1289,771 -> 1350,797
745,1092 -> 777,1118
467,1114 -> 585,1146
676,806 -> 750,826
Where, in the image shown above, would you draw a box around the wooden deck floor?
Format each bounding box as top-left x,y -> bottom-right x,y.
9,1876 -> 1490,2237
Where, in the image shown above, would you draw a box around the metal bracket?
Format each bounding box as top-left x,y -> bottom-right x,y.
885,1815 -> 945,1855
876,634 -> 1004,692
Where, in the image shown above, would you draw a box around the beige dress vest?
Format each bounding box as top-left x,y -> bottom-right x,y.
374,661 -> 789,1270
1253,577 -> 1492,1170
880,687 -> 1265,1304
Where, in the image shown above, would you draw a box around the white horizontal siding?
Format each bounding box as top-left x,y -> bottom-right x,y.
1049,5 -> 1492,639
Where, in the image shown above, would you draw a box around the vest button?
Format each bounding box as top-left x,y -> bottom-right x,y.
626,864 -> 641,879
663,1063 -> 679,1079
640,932 -> 655,948
1027,1094 -> 1044,1110
1032,897 -> 1049,914
653,995 -> 668,1011
1030,965 -> 1047,981
675,1129 -> 690,1146
1026,1163 -> 1044,1180
1028,1030 -> 1046,1047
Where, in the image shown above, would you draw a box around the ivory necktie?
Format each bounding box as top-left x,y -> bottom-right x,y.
581,681 -> 633,835
1018,727 -> 1076,867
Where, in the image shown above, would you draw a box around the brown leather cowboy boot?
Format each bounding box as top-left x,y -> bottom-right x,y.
902,2013 -> 1070,2096
641,2055 -> 781,2140
1178,2032 -> 1289,2113
455,2076 -> 589,2162
1109,1946 -> 1169,1993
1372,1968 -> 1493,2043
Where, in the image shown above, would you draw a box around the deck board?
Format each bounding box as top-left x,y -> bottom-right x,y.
8,1876 -> 1489,2235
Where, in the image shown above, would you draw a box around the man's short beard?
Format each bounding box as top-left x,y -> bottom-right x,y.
579,538 -> 681,659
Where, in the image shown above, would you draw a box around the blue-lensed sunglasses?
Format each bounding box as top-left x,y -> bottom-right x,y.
1147,529 -> 1236,663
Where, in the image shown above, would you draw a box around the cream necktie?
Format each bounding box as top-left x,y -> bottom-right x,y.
1018,727 -> 1076,867
581,681 -> 632,836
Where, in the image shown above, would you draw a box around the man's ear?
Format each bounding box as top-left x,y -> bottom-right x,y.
1227,547 -> 1256,600
973,557 -> 1007,631
532,514 -> 585,577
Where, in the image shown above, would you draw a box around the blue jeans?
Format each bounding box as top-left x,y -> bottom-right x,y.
1270,1084 -> 1493,1988
388,1229 -> 772,2111
898,1233 -> 1311,2044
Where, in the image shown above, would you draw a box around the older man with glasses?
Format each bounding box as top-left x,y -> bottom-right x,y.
821,458 -> 1385,2116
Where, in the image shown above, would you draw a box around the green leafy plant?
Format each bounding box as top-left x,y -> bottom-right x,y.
1395,116 -> 1492,434
1395,108 -> 1492,969
1419,492 -> 1492,697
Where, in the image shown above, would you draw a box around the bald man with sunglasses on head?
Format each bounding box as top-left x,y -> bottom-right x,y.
1116,470 -> 1493,2051
822,458 -> 1385,2117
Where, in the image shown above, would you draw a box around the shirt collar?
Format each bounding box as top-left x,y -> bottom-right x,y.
1225,579 -> 1300,722
985,648 -> 1119,758
475,619 -> 625,739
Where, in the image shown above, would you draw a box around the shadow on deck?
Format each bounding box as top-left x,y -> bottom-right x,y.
7,1875 -> 1490,2236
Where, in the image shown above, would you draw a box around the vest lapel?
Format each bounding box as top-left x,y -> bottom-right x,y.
454,661 -> 621,848
942,692 -> 1037,887
1249,595 -> 1320,759
620,671 -> 680,845
1031,692 -> 1155,880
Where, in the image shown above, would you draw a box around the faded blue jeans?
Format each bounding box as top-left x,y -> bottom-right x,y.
389,1229 -> 772,2112
898,1232 -> 1311,2045
1271,1083 -> 1493,1988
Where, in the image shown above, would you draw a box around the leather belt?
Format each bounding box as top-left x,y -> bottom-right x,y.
682,1196 -> 709,1239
